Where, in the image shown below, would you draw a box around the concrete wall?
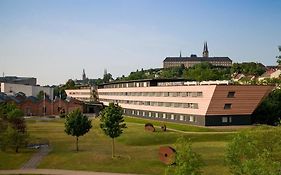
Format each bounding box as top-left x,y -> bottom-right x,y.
1,83 -> 54,100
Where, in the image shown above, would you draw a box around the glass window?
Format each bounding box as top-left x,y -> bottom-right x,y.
180,92 -> 187,97
227,91 -> 235,98
180,115 -> 184,121
163,113 -> 166,119
189,116 -> 194,122
222,117 -> 228,123
224,104 -> 232,109
171,114 -> 174,120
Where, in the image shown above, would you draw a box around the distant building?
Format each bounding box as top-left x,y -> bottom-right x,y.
0,82 -> 54,100
65,86 -> 94,102
0,76 -> 36,85
259,69 -> 281,81
0,92 -> 83,116
163,42 -> 232,68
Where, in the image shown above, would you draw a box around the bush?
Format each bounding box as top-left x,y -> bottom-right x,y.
225,126 -> 281,175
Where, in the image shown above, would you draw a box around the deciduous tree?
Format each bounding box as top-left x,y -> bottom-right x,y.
100,103 -> 126,158
64,109 -> 92,151
0,103 -> 28,153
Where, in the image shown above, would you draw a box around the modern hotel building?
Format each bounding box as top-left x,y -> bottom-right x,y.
97,79 -> 272,126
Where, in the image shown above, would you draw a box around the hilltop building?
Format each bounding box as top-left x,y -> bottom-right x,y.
163,42 -> 232,68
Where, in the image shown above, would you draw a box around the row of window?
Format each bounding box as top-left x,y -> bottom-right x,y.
123,109 -> 197,122
104,82 -> 149,89
100,98 -> 199,109
68,92 -> 91,95
99,91 -> 203,97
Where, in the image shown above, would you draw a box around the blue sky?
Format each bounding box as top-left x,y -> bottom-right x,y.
0,0 -> 281,85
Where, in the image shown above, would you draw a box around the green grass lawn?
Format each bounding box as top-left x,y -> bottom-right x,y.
0,116 -> 238,174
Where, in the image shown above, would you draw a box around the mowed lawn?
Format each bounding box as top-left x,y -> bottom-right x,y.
0,116 -> 237,175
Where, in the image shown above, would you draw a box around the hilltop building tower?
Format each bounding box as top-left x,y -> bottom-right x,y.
202,42 -> 209,57
82,69 -> 86,81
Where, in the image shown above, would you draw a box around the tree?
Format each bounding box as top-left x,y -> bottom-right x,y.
2,126 -> 29,153
167,136 -> 204,175
225,126 -> 281,175
65,79 -> 76,89
230,62 -> 266,76
0,103 -> 28,153
103,73 -> 113,83
183,62 -> 231,81
253,88 -> 281,125
53,86 -> 67,100
64,109 -> 92,151
277,45 -> 281,65
37,90 -> 45,100
100,103 -> 126,158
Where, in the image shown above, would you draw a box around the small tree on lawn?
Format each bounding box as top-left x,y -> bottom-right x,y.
167,136 -> 204,175
2,126 -> 29,153
64,109 -> 92,151
100,103 -> 126,158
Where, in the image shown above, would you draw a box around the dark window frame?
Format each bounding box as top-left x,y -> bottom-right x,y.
224,103 -> 232,109
227,91 -> 236,98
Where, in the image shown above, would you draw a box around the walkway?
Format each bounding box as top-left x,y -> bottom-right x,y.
21,145 -> 52,169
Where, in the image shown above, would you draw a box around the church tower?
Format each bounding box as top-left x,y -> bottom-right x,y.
82,69 -> 86,81
202,42 -> 209,57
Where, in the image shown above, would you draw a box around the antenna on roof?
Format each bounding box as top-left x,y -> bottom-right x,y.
179,51 -> 182,57
2,72 -> 4,77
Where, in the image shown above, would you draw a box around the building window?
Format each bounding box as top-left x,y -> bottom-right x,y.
155,113 -> 158,118
171,114 -> 174,120
227,91 -> 235,98
222,117 -> 228,123
163,113 -> 166,119
224,104 -> 232,109
189,116 -> 194,122
180,115 -> 184,121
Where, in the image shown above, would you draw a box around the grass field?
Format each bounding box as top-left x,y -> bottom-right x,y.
0,116 -> 239,175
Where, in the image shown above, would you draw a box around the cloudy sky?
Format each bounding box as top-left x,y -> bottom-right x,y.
1,0 -> 281,85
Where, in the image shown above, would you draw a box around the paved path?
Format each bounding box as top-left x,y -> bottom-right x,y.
0,169 -> 141,175
21,145 -> 52,169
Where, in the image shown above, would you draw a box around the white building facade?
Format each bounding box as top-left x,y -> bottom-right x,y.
0,83 -> 54,99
